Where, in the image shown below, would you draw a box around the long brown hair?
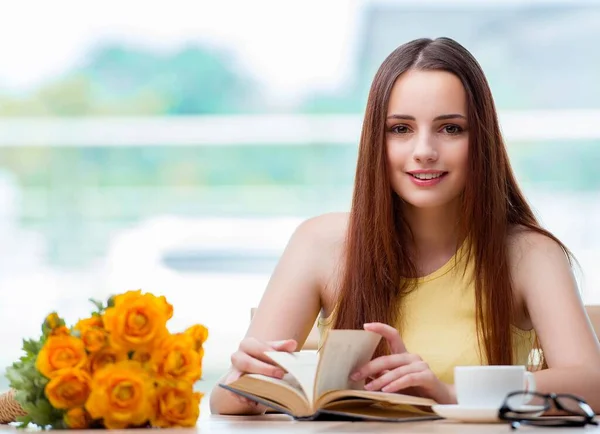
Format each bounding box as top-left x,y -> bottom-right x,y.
332,37 -> 572,365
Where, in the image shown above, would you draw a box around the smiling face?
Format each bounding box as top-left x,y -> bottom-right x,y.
385,69 -> 470,210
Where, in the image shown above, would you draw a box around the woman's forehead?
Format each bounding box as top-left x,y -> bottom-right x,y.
387,69 -> 468,118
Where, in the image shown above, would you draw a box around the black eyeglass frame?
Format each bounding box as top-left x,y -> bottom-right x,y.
498,391 -> 597,429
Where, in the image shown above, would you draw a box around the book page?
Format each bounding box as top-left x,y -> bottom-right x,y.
319,399 -> 441,422
222,373 -> 311,416
314,330 -> 381,401
264,351 -> 319,406
317,388 -> 436,409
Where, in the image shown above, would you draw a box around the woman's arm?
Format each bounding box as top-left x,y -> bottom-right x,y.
510,230 -> 600,412
209,213 -> 346,415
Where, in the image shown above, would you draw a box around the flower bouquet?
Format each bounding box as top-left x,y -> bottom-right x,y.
2,290 -> 208,429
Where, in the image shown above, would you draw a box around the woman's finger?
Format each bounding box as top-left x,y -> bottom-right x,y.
364,361 -> 429,391
363,322 -> 408,354
230,351 -> 286,378
351,353 -> 419,380
222,369 -> 259,406
269,339 -> 298,353
237,396 -> 258,406
367,369 -> 390,381
381,370 -> 439,396
238,338 -> 296,365
381,370 -> 435,393
223,369 -> 242,385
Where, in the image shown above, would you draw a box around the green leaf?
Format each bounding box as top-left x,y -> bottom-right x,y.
14,390 -> 30,407
41,312 -> 66,338
36,397 -> 51,411
21,363 -> 41,385
54,419 -> 67,430
21,402 -> 38,417
15,414 -> 32,429
22,399 -> 54,428
89,298 -> 105,313
22,339 -> 42,356
5,367 -> 26,391
33,374 -> 48,390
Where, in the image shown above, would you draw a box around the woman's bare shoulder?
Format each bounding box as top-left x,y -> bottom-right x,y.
295,212 -> 349,244
293,212 -> 349,272
506,225 -> 574,328
506,225 -> 568,262
293,212 -> 349,305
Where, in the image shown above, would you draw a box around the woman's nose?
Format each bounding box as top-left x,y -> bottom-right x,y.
412,134 -> 438,163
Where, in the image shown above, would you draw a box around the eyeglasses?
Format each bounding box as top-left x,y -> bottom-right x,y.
498,391 -> 597,430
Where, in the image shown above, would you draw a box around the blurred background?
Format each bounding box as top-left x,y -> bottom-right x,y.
1,0 -> 600,399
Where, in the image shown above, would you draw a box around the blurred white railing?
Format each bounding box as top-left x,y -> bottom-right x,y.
0,110 -> 599,146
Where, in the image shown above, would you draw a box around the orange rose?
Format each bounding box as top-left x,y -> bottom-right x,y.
113,290 -> 172,320
50,326 -> 70,337
184,324 -> 208,352
151,333 -> 201,383
131,350 -> 152,369
103,291 -> 169,351
87,346 -> 127,373
85,361 -> 154,429
44,368 -> 91,409
75,317 -> 107,353
111,290 -> 140,306
157,295 -> 173,320
151,381 -> 202,428
64,407 -> 92,429
75,316 -> 103,329
81,327 -> 107,353
44,312 -> 62,330
36,335 -> 87,378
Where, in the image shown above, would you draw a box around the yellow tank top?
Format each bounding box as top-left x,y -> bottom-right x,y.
318,241 -> 536,384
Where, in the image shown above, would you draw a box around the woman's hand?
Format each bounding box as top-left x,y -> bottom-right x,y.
225,337 -> 298,406
350,322 -> 456,404
230,337 -> 297,378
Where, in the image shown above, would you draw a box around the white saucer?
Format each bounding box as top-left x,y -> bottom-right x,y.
431,404 -> 545,423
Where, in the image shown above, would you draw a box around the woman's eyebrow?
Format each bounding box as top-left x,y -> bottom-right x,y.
433,113 -> 467,121
386,113 -> 467,121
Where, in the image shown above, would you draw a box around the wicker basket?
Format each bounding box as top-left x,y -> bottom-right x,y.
0,389 -> 26,424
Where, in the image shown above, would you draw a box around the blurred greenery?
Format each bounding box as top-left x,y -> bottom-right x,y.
0,142 -> 598,192
1,145 -> 358,189
0,44 -> 261,116
0,41 -> 598,267
0,139 -> 597,268
510,141 -> 600,191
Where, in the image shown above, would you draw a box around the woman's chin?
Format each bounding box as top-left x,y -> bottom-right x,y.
397,193 -> 458,210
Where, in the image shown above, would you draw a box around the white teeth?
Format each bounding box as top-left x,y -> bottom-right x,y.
411,172 -> 444,180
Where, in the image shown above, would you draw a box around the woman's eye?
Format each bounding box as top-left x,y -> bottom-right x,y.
442,125 -> 462,134
391,125 -> 409,134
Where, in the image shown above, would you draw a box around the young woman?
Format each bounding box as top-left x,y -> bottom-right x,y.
210,37 -> 600,415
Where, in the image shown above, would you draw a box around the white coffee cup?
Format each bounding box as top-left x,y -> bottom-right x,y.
454,365 -> 536,408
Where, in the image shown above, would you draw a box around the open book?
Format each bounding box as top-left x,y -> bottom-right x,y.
219,329 -> 441,421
